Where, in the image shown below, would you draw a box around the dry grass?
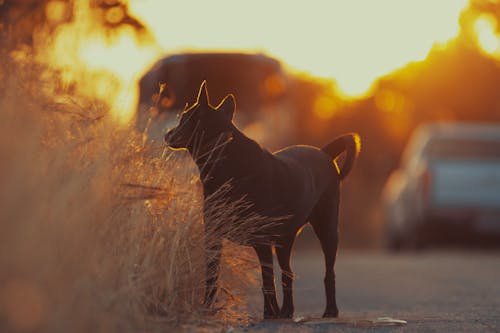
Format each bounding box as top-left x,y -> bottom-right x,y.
0,48 -> 268,332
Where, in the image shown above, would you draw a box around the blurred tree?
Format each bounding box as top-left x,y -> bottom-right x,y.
0,0 -> 49,45
291,1 -> 500,246
0,0 -> 146,47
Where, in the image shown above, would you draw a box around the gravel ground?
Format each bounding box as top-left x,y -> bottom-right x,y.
238,249 -> 500,333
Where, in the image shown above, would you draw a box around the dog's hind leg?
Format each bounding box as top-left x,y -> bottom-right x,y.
276,236 -> 295,318
310,187 -> 340,318
254,245 -> 280,319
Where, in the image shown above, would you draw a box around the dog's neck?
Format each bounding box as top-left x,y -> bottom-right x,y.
188,125 -> 267,191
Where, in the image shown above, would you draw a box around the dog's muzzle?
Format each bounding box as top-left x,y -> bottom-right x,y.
164,129 -> 184,149
164,130 -> 173,145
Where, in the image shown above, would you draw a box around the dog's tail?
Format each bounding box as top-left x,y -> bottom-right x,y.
321,133 -> 361,180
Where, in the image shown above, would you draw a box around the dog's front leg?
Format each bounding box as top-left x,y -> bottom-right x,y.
203,239 -> 222,308
254,245 -> 280,319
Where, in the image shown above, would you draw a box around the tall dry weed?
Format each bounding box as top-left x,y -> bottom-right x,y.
0,49 -> 264,332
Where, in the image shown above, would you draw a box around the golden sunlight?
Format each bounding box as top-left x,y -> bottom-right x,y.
39,0 -> 162,124
40,0 -> 469,124
474,13 -> 500,58
129,0 -> 468,98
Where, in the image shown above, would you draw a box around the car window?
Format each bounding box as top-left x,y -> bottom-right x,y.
425,139 -> 500,160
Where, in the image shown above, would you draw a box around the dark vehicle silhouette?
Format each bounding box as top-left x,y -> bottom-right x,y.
383,123 -> 500,250
136,52 -> 294,148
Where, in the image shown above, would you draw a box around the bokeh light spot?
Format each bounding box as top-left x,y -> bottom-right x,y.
262,74 -> 285,97
474,14 -> 500,57
45,1 -> 68,24
105,6 -> 125,25
314,96 -> 338,119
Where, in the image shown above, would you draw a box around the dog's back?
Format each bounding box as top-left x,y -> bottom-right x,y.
271,146 -> 338,219
267,134 -> 359,232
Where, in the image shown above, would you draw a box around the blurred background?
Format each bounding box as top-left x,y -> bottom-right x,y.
2,0 -> 500,250
2,1 -> 500,332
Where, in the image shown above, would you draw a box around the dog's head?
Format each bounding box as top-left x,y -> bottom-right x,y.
164,81 -> 235,151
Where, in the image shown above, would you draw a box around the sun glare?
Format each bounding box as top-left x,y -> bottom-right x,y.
129,0 -> 468,98
40,0 -> 469,124
474,13 -> 500,58
39,0 -> 162,124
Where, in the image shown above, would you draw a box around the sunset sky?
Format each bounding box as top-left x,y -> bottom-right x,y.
130,0 -> 469,97
42,0 -> 500,123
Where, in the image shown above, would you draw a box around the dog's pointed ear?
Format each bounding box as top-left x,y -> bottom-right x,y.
216,94 -> 235,121
196,80 -> 210,106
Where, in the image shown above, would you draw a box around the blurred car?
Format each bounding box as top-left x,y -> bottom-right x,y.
136,52 -> 295,148
383,122 -> 500,250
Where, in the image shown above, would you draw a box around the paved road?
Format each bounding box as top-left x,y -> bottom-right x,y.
242,250 -> 500,332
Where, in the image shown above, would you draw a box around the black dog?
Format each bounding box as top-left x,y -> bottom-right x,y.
165,81 -> 360,319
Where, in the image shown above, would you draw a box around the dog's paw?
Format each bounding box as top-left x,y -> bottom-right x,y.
322,309 -> 339,318
263,300 -> 280,320
263,308 -> 280,320
278,306 -> 294,319
263,313 -> 279,320
264,312 -> 280,320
